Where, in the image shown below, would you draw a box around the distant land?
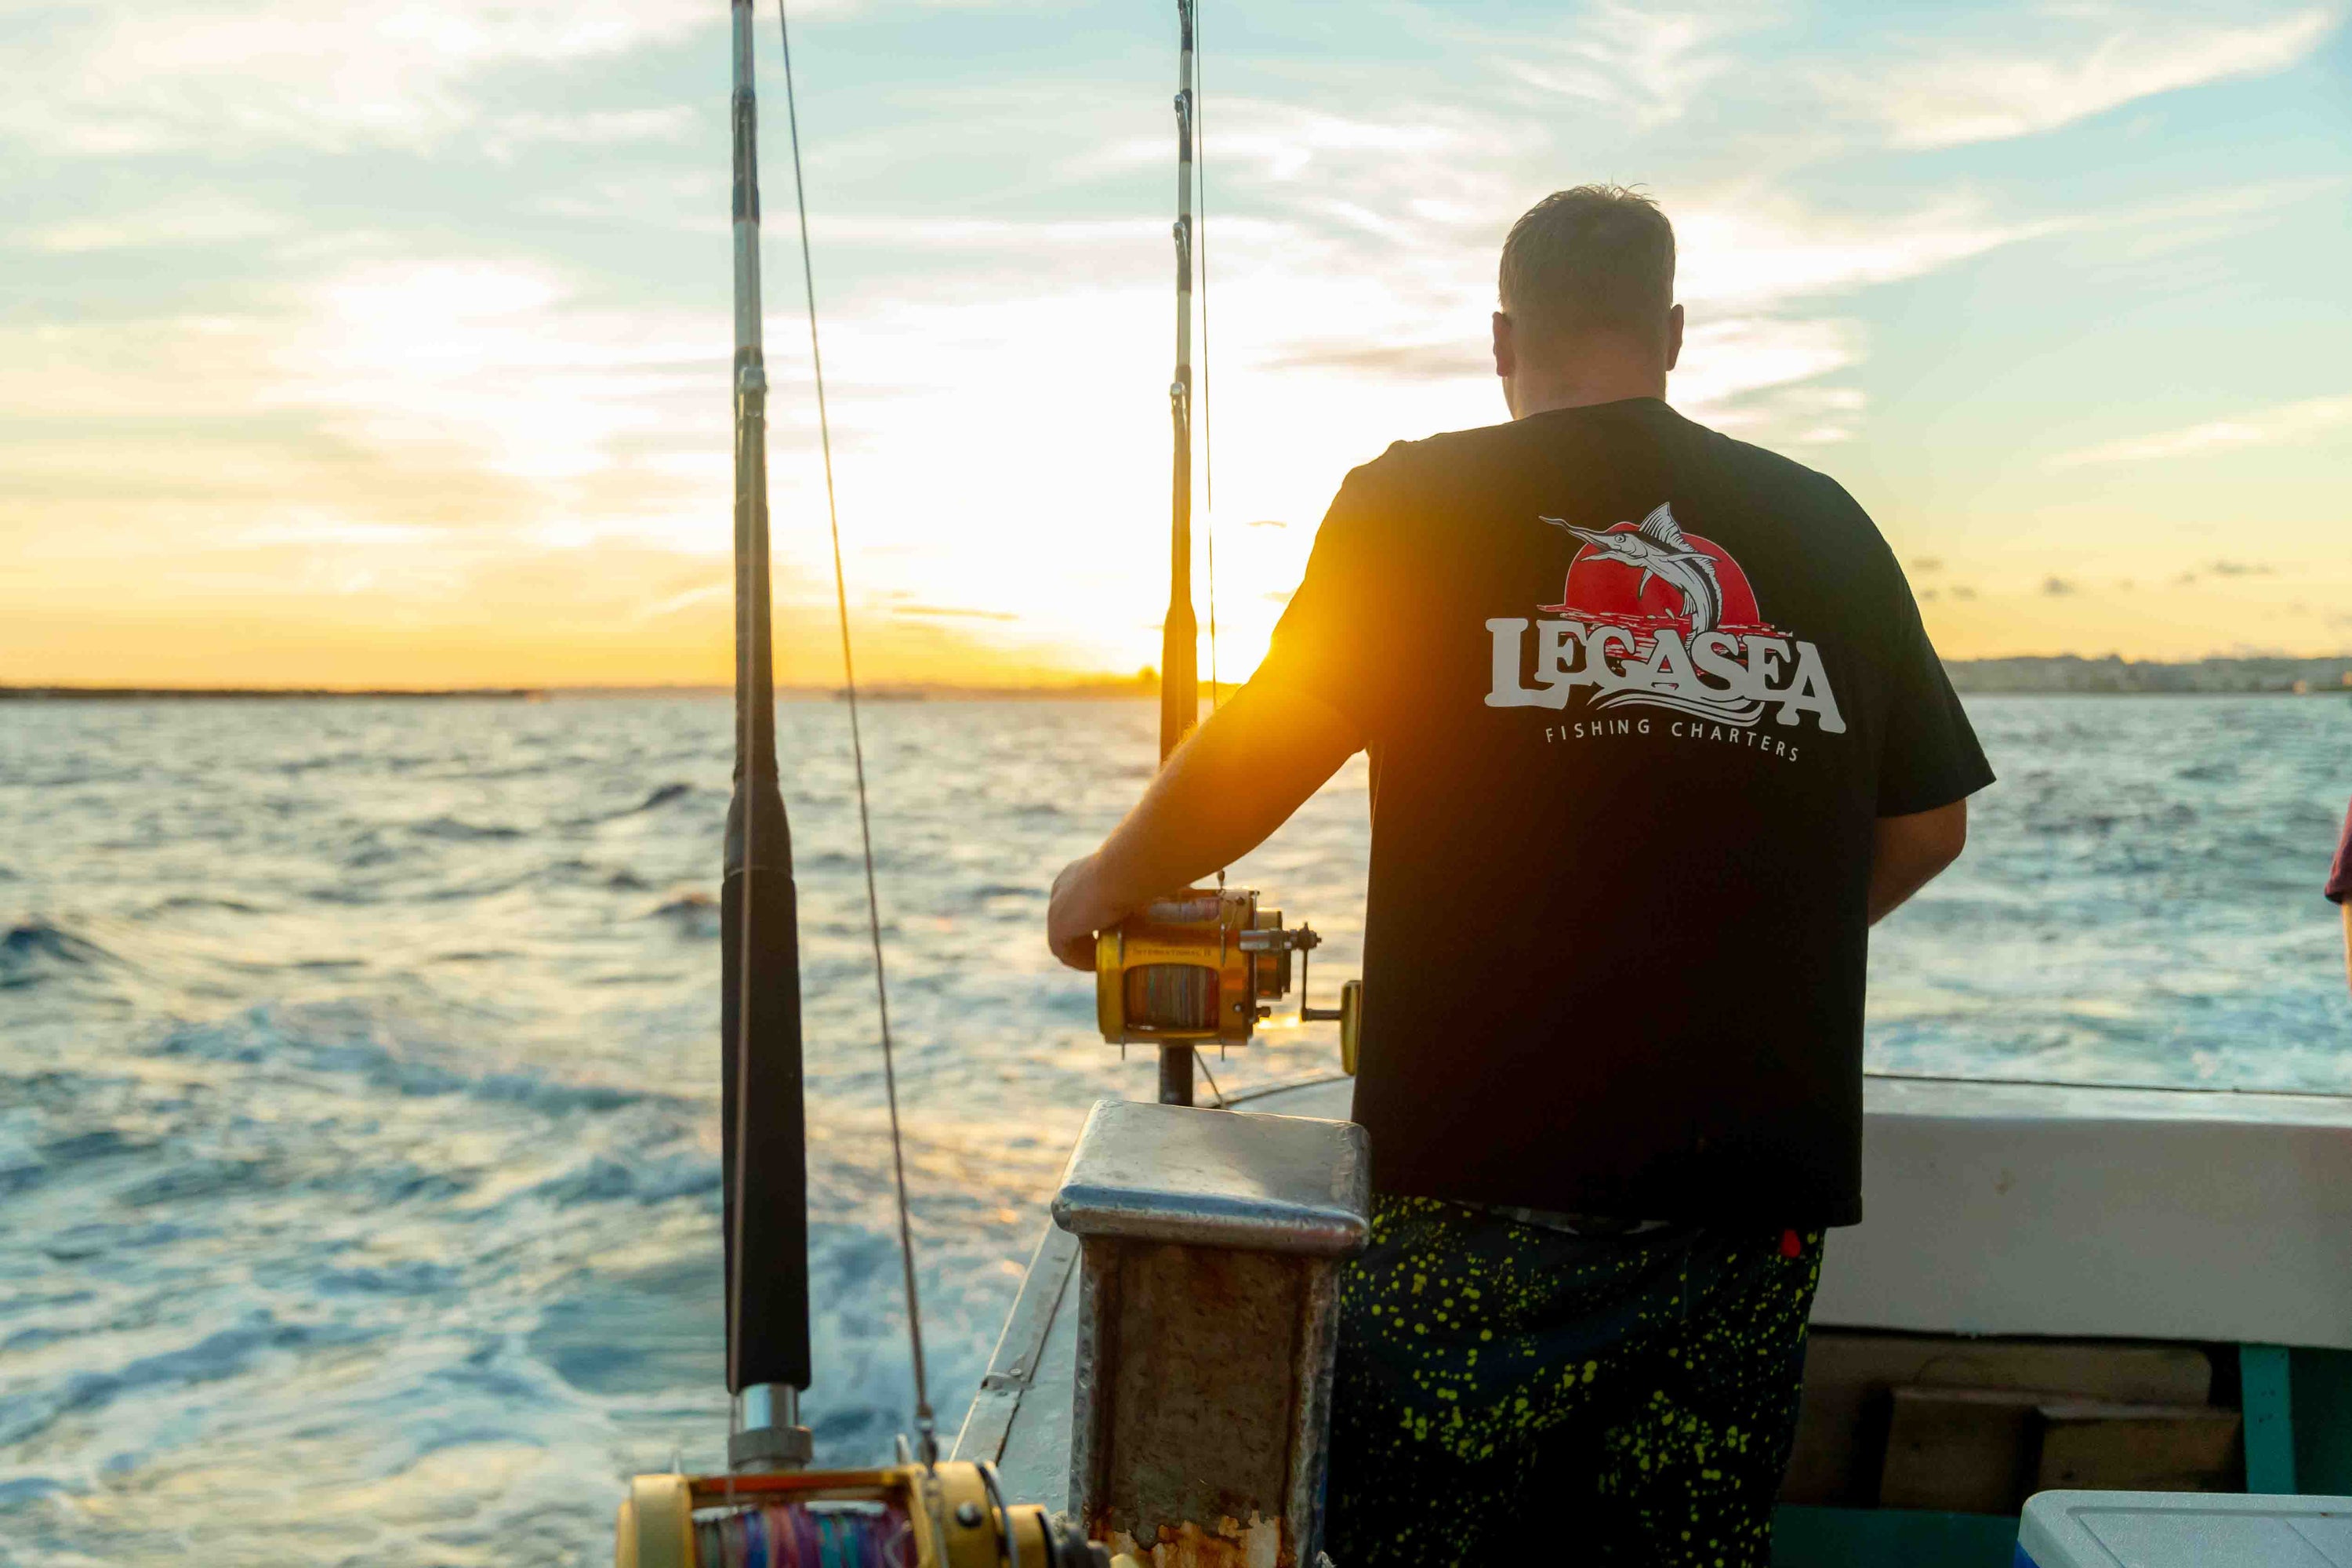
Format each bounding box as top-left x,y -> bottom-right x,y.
0,673 -> 1160,702
9,661 -> 2350,701
0,684 -> 549,702
1944,655 -> 2352,695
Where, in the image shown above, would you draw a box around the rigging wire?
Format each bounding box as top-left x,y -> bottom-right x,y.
1196,2 -> 1218,711
1190,1046 -> 1227,1109
774,0 -> 938,1467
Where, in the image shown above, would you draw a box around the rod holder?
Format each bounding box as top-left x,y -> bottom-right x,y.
1051,1100 -> 1369,1564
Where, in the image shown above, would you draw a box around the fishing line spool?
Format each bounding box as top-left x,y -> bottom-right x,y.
1094,891 -> 1361,1065
616,1461 -> 1120,1568
1094,891 -> 1310,1047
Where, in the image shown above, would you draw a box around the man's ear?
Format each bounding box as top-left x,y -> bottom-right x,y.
1492,310 -> 1515,379
1665,303 -> 1684,373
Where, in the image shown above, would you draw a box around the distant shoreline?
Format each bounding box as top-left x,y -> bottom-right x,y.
1945,655 -> 2352,696
0,680 -> 1160,702
0,685 -> 550,702
7,657 -> 2348,702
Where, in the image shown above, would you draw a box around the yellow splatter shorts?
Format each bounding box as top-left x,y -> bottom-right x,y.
1324,1196 -> 1823,1567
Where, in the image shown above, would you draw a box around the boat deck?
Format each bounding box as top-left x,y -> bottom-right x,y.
957,1070 -> 2352,1559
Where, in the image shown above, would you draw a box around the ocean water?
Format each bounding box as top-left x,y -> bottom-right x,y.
2,693 -> 2347,1565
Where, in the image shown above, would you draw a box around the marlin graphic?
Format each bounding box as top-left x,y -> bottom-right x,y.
1542,503 -> 1724,636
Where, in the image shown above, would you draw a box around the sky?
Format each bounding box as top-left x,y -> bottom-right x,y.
2,0 -> 2347,689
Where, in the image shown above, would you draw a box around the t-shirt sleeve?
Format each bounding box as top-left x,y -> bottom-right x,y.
1248,460 -> 1389,742
1850,503 -> 1995,818
2327,800 -> 2352,904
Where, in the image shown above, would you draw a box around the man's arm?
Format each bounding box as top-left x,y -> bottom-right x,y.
1868,799 -> 1968,925
1046,681 -> 1363,969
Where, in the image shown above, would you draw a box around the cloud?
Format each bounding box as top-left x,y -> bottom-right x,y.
2208,561 -> 2275,576
809,215 -> 1155,252
1835,9 -> 2339,151
2047,394 -> 2352,467
1671,322 -> 1864,434
891,604 -> 1022,621
1262,342 -> 1484,380
632,579 -> 729,621
1674,200 -> 2070,311
2042,577 -> 2078,597
1911,557 -> 1944,573
0,0 -> 710,155
271,260 -> 716,495
479,106 -> 698,158
1486,4 -> 1766,131
15,197 -> 296,252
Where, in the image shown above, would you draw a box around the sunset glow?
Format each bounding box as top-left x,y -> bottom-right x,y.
4,0 -> 2347,688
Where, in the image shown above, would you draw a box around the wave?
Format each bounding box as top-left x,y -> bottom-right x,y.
0,1312 -> 359,1450
147,1003 -> 668,1116
511,1149 -> 719,1208
634,782 -> 695,812
561,781 -> 705,829
0,917 -> 113,989
647,892 -> 720,938
145,895 -> 264,915
410,816 -> 524,842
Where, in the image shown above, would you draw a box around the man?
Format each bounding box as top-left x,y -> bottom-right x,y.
1047,185 -> 1991,1566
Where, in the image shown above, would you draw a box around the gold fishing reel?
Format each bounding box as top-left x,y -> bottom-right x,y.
616,1460 -> 1131,1568
1095,887 -> 1359,1065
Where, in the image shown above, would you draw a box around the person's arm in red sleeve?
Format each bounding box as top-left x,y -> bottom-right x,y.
2328,799 -> 2352,999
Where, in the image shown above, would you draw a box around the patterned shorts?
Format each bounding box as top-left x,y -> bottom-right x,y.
1324,1196 -> 1824,1567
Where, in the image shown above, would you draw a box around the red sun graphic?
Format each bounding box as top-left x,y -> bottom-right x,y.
1539,520 -> 1779,641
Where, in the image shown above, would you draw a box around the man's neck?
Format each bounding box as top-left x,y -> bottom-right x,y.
1507,366 -> 1666,419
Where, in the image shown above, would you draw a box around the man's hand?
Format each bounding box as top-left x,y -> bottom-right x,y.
1047,853 -> 1125,972
1040,681 -> 1363,972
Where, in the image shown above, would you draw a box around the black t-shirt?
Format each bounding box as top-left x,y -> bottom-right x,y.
1254,397 -> 1993,1228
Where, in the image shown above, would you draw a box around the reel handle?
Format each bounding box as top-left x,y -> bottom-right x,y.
1296,942 -> 1363,1074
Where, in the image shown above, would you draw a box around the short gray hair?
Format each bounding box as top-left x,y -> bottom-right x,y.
1498,184 -> 1676,347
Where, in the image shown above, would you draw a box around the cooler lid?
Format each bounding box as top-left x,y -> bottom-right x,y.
2020,1490 -> 2352,1567
1050,1099 -> 1370,1257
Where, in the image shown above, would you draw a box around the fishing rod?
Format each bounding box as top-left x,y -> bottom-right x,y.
615,6 -> 1118,1562
1160,0 -> 1199,778
1090,0 -> 1358,1100
720,0 -> 814,1472
1151,0 -> 1203,1108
